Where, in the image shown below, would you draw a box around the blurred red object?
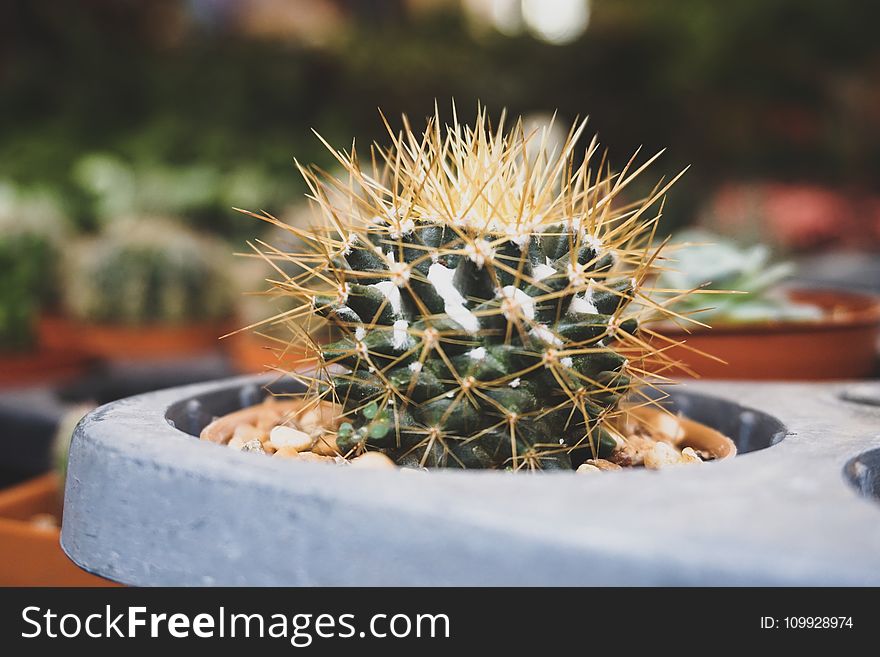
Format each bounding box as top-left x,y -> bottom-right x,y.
0,347 -> 87,389
763,184 -> 848,249
704,182 -> 880,251
868,198 -> 880,241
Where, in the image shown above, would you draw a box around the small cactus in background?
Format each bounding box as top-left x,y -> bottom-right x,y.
251,108 -> 687,470
63,217 -> 234,325
0,182 -> 66,350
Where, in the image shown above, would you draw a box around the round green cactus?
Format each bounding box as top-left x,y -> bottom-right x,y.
63,217 -> 234,326
254,108 -> 686,470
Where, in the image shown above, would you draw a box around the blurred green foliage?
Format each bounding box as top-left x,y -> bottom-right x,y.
0,183 -> 65,350
1,0 -> 878,240
0,233 -> 54,349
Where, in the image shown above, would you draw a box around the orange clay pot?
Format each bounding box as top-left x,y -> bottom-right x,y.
39,315 -> 231,361
648,289 -> 880,380
0,346 -> 88,388
0,474 -> 118,586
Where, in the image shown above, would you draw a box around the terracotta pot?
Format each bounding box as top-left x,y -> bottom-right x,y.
0,346 -> 88,388
40,315 -> 231,360
0,474 -> 118,586
647,289 -> 880,380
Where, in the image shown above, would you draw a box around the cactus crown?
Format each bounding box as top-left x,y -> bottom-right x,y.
255,107 -> 686,470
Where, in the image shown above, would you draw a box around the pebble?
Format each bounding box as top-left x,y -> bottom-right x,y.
612,433 -> 655,467
576,463 -> 602,474
296,452 -> 335,464
273,447 -> 333,463
350,452 -> 397,469
229,425 -> 267,449
240,439 -> 265,454
268,425 -> 313,452
255,406 -> 284,431
644,441 -> 683,470
232,423 -> 267,444
653,413 -> 686,443
585,458 -> 622,471
310,433 -> 339,456
298,409 -> 323,434
228,435 -> 249,450
680,447 -> 703,464
273,446 -> 302,459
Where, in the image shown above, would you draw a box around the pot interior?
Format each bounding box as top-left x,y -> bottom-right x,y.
166,379 -> 788,458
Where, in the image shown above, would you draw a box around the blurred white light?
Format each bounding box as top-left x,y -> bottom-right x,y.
462,0 -> 523,35
522,0 -> 590,45
522,113 -> 567,163
491,0 -> 523,36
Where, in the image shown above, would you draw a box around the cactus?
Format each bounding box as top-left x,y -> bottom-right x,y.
0,183 -> 65,351
63,216 -> 234,325
254,108 -> 686,470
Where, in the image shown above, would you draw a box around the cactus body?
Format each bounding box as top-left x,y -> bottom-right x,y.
64,217 -> 233,326
259,108 -> 684,470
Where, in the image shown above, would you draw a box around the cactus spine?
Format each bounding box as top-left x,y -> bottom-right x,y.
254,108 -> 686,470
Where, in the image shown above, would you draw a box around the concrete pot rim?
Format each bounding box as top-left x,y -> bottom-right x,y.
61,375 -> 880,585
71,373 -> 769,483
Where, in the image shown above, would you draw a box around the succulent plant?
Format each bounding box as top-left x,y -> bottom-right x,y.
0,182 -> 66,351
656,229 -> 823,324
63,217 -> 234,325
253,108 -> 687,470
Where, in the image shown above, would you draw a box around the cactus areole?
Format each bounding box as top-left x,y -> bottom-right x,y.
248,107 -> 689,470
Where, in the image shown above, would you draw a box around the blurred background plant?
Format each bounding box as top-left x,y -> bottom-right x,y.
73,153 -> 289,234
0,181 -> 66,351
63,217 -> 234,326
656,230 -> 824,325
2,0 -> 880,241
1,0 -> 879,474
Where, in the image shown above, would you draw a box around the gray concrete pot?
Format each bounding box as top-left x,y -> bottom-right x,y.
60,376 -> 880,585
